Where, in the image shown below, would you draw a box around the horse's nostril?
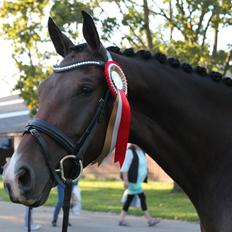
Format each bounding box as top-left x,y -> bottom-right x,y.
17,167 -> 33,194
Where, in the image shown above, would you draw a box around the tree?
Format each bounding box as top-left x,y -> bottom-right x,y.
0,0 -> 231,115
153,0 -> 232,70
0,0 -> 50,114
94,0 -> 232,71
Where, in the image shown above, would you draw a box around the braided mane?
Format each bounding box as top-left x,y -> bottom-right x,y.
106,46 -> 232,87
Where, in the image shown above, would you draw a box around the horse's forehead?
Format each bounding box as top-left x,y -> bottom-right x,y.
60,48 -> 98,65
39,47 -> 104,100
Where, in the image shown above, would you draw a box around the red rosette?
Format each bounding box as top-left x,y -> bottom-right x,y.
104,59 -> 130,168
105,60 -> 128,97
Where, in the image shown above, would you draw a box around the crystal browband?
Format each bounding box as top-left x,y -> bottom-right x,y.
53,60 -> 105,73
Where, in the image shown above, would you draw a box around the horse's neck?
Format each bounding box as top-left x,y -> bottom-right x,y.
115,55 -> 187,151
114,53 -> 232,195
115,54 -> 198,152
114,53 -> 232,232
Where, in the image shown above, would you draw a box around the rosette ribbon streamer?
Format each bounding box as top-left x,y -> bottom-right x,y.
96,51 -> 131,167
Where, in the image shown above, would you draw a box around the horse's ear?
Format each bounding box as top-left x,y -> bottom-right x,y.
82,11 -> 100,51
48,17 -> 74,57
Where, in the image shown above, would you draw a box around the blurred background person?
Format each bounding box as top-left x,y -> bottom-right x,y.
119,144 -> 160,227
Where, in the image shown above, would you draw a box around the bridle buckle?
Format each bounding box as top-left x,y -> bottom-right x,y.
57,155 -> 83,182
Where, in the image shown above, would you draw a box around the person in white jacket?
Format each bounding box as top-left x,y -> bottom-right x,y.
119,144 -> 160,227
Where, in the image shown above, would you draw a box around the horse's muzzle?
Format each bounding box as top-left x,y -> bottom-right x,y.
16,166 -> 33,194
3,159 -> 37,205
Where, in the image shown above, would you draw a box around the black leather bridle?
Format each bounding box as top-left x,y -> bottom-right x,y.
23,51 -> 112,232
24,90 -> 109,186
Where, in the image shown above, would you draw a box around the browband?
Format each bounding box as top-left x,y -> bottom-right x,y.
53,60 -> 105,73
53,50 -> 112,73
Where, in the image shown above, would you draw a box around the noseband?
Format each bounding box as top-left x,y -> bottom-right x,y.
23,51 -> 112,232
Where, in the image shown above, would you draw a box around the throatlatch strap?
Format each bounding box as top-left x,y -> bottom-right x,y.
62,180 -> 73,232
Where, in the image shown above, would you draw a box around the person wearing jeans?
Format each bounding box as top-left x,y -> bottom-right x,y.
52,182 -> 77,227
24,207 -> 41,231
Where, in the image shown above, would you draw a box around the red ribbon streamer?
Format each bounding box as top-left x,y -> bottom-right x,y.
114,90 -> 131,167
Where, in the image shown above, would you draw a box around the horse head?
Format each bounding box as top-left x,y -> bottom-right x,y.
3,12 -> 115,206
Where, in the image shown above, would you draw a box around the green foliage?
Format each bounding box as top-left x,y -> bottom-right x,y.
101,17 -> 119,41
14,65 -> 52,115
0,0 -> 50,114
0,0 -> 231,112
50,0 -> 92,39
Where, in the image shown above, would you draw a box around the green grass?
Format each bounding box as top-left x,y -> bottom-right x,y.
0,177 -> 198,221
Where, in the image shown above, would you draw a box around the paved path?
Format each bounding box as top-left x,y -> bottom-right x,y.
0,201 -> 200,232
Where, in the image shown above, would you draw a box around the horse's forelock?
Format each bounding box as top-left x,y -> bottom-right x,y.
70,43 -> 88,52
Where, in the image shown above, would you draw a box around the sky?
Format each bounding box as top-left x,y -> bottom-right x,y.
0,1 -> 231,98
0,39 -> 18,97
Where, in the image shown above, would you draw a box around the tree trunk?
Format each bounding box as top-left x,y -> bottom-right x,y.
143,0 -> 153,50
212,15 -> 219,57
223,49 -> 232,76
169,0 -> 173,41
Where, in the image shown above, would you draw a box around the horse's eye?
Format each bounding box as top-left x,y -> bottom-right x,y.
81,85 -> 94,95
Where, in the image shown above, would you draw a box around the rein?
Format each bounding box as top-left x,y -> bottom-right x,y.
23,51 -> 111,232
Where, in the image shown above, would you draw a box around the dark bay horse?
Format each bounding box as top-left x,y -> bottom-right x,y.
3,11 -> 232,232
